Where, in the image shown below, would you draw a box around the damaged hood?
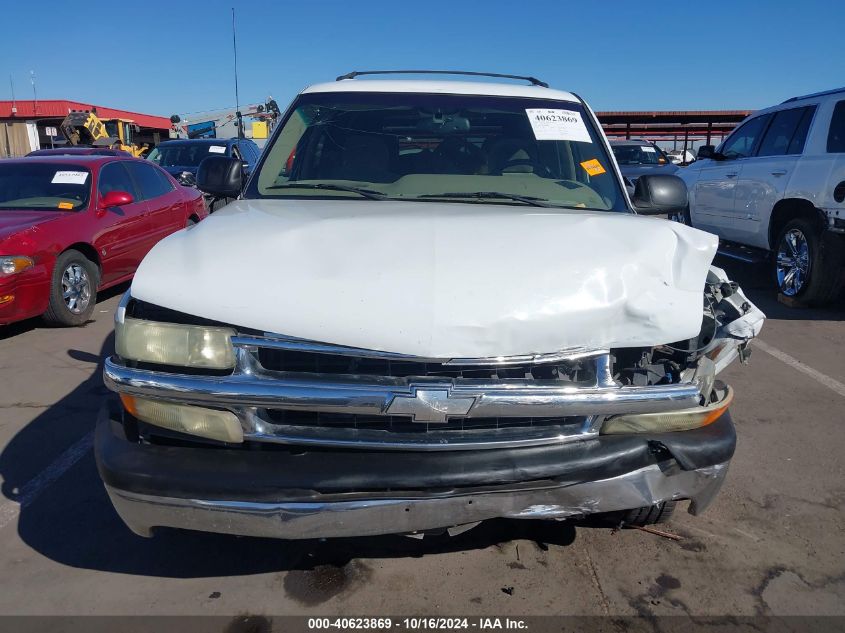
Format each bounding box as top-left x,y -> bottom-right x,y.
130,199 -> 718,358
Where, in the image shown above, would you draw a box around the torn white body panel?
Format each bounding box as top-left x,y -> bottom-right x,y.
130,199 -> 720,358
705,266 -> 766,374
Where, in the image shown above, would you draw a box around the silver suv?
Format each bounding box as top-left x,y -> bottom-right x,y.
680,87 -> 845,306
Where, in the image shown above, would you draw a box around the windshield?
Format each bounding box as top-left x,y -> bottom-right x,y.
611,143 -> 668,165
148,143 -> 228,168
0,163 -> 91,211
249,92 -> 627,212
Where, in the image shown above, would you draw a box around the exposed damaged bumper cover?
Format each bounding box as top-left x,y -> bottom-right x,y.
96,402 -> 735,540
105,464 -> 729,540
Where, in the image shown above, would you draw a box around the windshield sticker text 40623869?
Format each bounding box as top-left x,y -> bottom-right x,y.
525,109 -> 592,143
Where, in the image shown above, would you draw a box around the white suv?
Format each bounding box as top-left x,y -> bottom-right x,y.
95,71 -> 764,541
679,87 -> 845,306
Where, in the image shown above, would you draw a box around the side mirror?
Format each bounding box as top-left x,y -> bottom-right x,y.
632,174 -> 687,216
177,171 -> 196,187
196,156 -> 243,198
100,190 -> 134,209
697,145 -> 716,160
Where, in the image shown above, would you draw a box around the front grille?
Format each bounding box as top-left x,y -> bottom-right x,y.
263,409 -> 586,433
248,345 -> 601,449
256,347 -> 594,382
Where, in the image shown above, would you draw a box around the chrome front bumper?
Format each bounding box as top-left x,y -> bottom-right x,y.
105,461 -> 729,540
103,356 -> 702,419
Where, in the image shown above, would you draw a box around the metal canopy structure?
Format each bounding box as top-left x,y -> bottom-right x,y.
596,109 -> 753,149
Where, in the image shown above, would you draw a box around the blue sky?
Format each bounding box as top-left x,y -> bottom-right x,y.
2,0 -> 843,116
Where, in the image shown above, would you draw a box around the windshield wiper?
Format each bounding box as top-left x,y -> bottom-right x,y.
418,191 -> 553,208
265,183 -> 387,200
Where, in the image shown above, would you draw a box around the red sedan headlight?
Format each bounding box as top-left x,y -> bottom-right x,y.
0,256 -> 34,276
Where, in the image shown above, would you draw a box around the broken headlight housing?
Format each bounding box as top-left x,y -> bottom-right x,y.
601,384 -> 732,434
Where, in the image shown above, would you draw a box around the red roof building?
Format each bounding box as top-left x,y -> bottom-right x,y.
0,99 -> 171,129
1,99 -> 172,157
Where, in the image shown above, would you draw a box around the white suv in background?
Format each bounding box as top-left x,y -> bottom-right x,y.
679,87 -> 845,306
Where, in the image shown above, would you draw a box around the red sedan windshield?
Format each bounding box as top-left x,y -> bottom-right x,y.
0,163 -> 92,211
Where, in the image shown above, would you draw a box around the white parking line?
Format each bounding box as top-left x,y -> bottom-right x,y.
754,338 -> 845,399
0,430 -> 94,532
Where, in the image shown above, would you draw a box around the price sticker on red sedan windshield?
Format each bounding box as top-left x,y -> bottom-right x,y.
526,108 -> 591,142
51,171 -> 88,185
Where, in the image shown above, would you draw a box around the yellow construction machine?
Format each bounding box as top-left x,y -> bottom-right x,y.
60,110 -> 149,157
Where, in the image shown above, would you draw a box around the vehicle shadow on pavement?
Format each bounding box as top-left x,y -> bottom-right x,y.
0,316 -> 40,341
0,282 -> 131,342
0,329 -> 578,579
713,255 -> 845,322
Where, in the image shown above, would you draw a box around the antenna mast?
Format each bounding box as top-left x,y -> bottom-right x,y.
9,75 -> 16,115
231,8 -> 243,140
30,70 -> 37,115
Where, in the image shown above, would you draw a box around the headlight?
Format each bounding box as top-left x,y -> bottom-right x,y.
601,386 -> 733,435
116,317 -> 236,369
0,256 -> 34,276
120,395 -> 243,443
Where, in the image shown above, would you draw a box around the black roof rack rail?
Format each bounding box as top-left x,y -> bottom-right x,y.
335,70 -> 549,89
781,86 -> 845,103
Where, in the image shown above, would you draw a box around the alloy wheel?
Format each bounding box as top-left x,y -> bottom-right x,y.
61,263 -> 91,314
776,228 -> 810,296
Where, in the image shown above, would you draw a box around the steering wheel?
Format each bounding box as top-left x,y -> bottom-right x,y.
434,137 -> 485,170
496,158 -> 553,178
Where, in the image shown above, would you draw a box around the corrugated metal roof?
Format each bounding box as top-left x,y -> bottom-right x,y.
0,100 -> 171,129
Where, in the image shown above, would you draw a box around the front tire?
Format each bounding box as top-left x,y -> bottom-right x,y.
774,218 -> 844,306
619,501 -> 676,526
593,501 -> 677,527
43,250 -> 99,326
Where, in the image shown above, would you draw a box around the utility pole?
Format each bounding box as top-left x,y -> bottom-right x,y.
30,70 -> 37,115
9,75 -> 17,115
232,8 -> 243,141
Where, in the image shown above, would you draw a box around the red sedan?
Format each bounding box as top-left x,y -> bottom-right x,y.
0,155 -> 207,326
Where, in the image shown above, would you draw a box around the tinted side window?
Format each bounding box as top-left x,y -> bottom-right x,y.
828,100 -> 845,153
758,107 -> 808,156
787,106 -> 816,154
722,114 -> 771,159
98,162 -> 138,198
240,142 -> 253,163
248,142 -> 260,163
126,162 -> 172,200
152,166 -> 175,193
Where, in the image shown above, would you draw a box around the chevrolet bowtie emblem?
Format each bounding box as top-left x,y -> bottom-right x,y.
386,388 -> 476,423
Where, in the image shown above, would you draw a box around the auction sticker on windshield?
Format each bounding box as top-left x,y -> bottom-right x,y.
641,146 -> 656,153
526,109 -> 591,142
51,171 -> 88,185
209,146 -> 226,154
580,158 -> 606,176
